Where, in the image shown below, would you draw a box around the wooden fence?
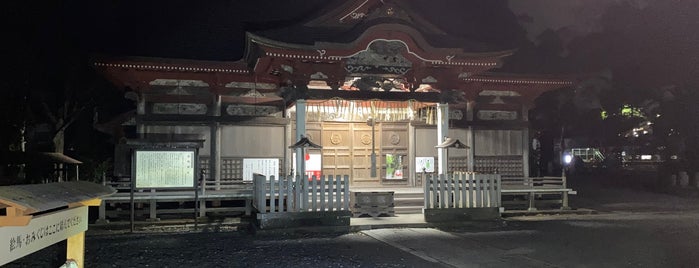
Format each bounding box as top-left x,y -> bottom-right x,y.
424,173 -> 501,209
253,174 -> 350,213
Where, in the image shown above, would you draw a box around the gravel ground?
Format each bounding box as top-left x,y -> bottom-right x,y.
8,171 -> 699,267
6,228 -> 437,268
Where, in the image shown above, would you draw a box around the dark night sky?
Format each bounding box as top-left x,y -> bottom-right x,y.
5,0 -> 699,91
8,0 -> 531,62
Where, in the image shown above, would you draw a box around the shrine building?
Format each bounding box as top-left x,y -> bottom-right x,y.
94,0 -> 575,193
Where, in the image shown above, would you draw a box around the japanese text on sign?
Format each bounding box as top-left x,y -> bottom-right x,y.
243,158 -> 279,182
1,206 -> 88,266
135,151 -> 195,188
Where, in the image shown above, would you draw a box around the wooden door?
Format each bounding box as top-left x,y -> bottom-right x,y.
321,123 -> 352,178
351,123 -> 380,185
319,122 -> 409,186
381,123 -> 409,184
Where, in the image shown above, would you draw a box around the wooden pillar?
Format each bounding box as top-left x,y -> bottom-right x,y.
204,94 -> 222,216
210,94 -> 222,187
466,100 -> 475,121
437,103 -> 449,175
408,123 -> 416,186
149,189 -> 157,221
137,93 -> 146,138
295,100 -> 307,177
523,128 -> 530,177
466,100 -> 475,172
522,104 -> 530,177
284,124 -> 291,176
66,231 -> 85,267
209,123 -> 219,185
468,126 -> 475,172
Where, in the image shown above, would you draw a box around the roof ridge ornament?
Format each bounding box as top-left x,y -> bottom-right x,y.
340,0 -> 371,22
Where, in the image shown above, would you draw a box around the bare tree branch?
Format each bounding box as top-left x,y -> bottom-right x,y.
41,101 -> 58,124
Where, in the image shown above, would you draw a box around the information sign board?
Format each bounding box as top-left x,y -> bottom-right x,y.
134,150 -> 196,189
243,158 -> 279,182
0,206 -> 88,266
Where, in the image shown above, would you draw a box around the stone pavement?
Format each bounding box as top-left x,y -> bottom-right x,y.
362,228 -> 556,267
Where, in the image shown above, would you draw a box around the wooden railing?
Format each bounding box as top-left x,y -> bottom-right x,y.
424,173 -> 501,209
253,174 -> 350,214
500,176 -> 575,211
99,176 -> 253,221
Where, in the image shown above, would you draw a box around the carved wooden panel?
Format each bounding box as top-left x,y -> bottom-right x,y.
321,123 -> 352,178
350,123 -> 377,183
381,123 -> 408,149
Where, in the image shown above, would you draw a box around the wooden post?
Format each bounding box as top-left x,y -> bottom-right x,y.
211,95 -> 222,190
286,176 -> 293,212
489,175 -> 497,207
303,176 -> 309,212
66,231 -> 85,267
320,175 -> 326,211
278,177 -> 285,213
475,175 -> 483,208
522,127 -> 530,177
295,100 -> 307,178
423,174 -> 430,209
343,175 -> 350,210
460,173 -> 467,208
149,189 -> 157,220
468,173 -> 475,208
335,175 -> 341,211
327,176 -> 334,212
562,175 -> 570,209
528,191 -> 537,211
294,175 -> 302,212
254,174 -> 266,213
445,173 -> 453,208
270,176 -> 276,213
437,103 -> 449,175
311,176 -> 318,211
431,175 -> 439,208
438,174 -> 445,208
496,174 -> 502,208
98,199 -> 107,224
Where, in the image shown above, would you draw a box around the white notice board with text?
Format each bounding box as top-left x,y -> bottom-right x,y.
243,158 -> 279,182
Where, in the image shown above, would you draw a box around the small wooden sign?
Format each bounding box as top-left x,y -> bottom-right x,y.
416,157 -> 435,173
0,206 -> 88,266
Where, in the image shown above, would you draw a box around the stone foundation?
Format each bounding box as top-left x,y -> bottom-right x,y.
254,210 -> 351,230
423,208 -> 501,222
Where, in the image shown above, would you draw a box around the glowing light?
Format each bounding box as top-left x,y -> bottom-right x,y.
563,154 -> 573,165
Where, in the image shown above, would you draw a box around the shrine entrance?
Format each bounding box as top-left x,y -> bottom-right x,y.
299,100 -> 418,187
312,122 -> 409,187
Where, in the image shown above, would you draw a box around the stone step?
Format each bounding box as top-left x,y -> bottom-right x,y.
393,192 -> 424,199
394,206 -> 424,214
394,197 -> 424,207
393,192 -> 425,214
